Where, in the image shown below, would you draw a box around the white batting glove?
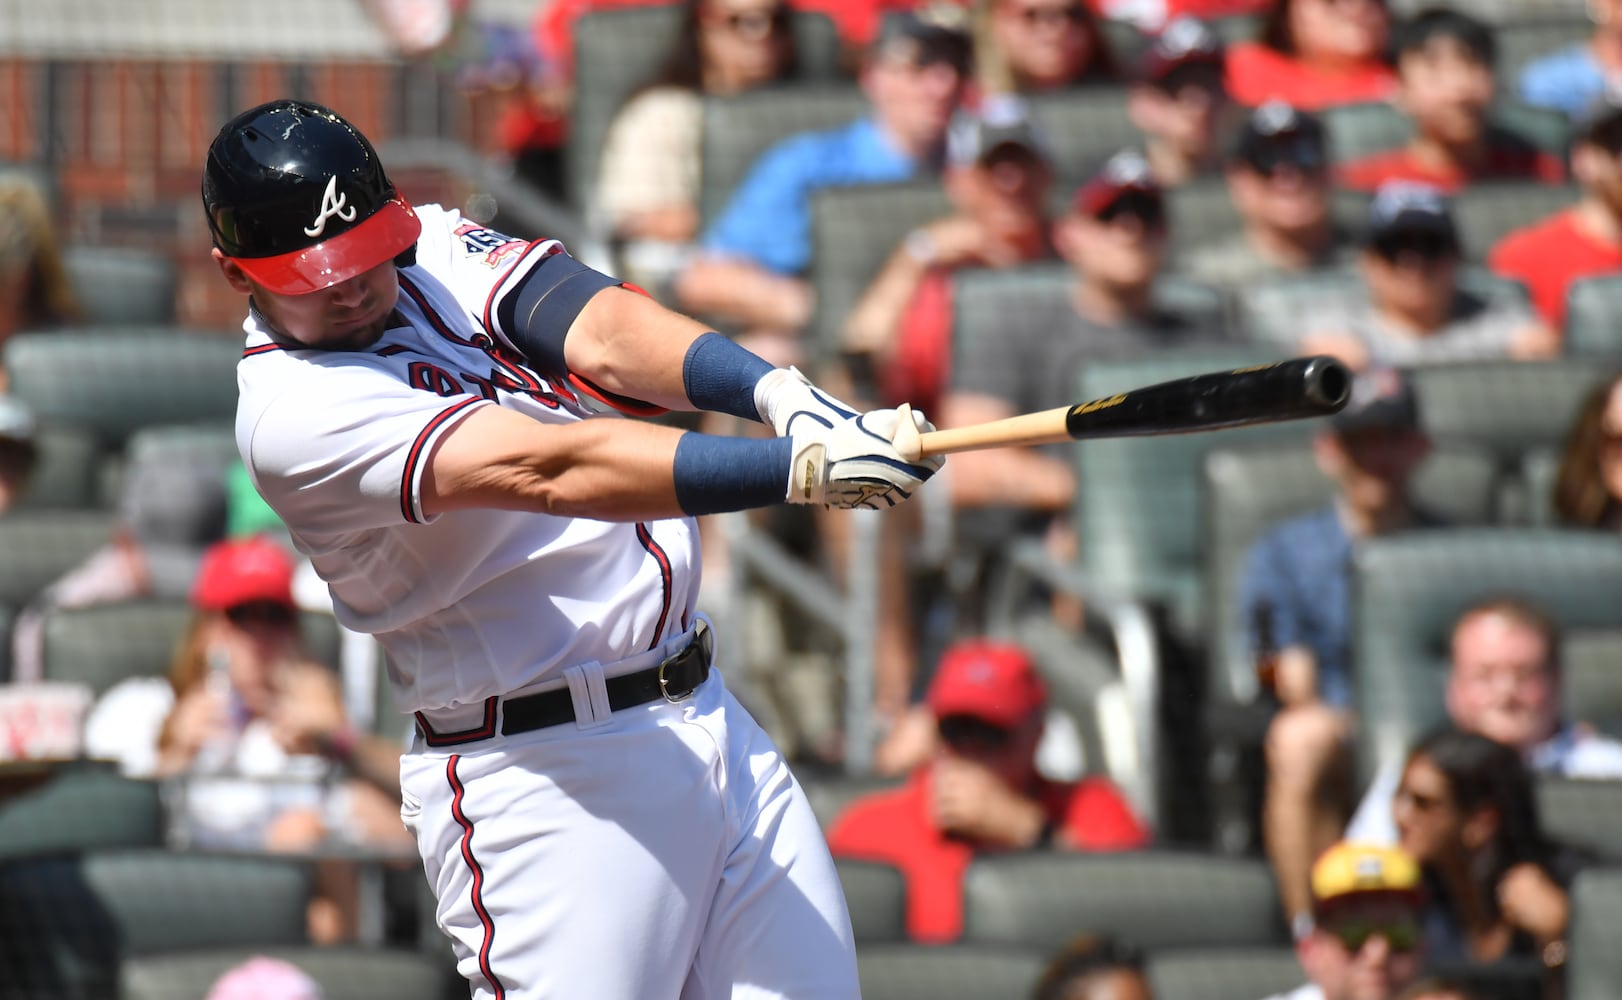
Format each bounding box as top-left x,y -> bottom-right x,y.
754,367 -> 859,438
785,408 -> 945,509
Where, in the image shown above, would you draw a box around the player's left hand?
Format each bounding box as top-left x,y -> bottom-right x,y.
787,407 -> 944,509
755,366 -> 858,438
930,757 -> 1047,847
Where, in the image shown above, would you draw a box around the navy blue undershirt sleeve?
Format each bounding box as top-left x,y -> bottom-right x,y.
496,251 -> 621,382
672,434 -> 792,515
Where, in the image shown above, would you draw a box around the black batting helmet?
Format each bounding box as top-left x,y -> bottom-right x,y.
202,99 -> 421,295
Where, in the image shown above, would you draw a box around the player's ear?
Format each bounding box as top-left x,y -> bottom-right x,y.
212,248 -> 255,295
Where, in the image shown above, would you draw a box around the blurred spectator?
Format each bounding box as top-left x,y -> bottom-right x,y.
1031,934 -> 1153,1000
1182,102 -> 1357,288
1553,372 -> 1622,530
973,0 -> 1120,96
1394,979 -> 1479,1000
1518,0 -> 1622,121
358,0 -> 466,57
1391,728 -> 1580,965
1092,0 -> 1272,33
941,150 -> 1223,515
1489,93 -> 1622,329
842,97 -> 1057,415
1225,0 -> 1396,111
205,955 -> 323,1000
675,6 -> 972,347
1128,17 -> 1231,186
1241,368 -> 1439,926
595,0 -> 799,291
0,174 -> 81,384
826,639 -> 1149,943
1347,597 -> 1622,845
0,394 -> 38,515
1301,184 -> 1554,369
1264,842 -> 1427,1000
1337,9 -> 1564,195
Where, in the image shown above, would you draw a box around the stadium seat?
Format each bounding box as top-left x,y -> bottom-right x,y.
567,6 -> 843,215
62,246 -> 178,327
40,599 -> 193,697
18,422 -> 101,510
1202,442 -> 1500,705
834,859 -> 908,944
856,944 -> 1046,1000
0,508 -> 117,611
1451,181 -> 1579,262
0,848 -> 310,998
1025,86 -> 1141,181
960,852 -> 1286,953
1147,947 -> 1305,1000
1537,777 -> 1622,864
1495,16 -> 1594,84
807,180 -> 953,363
108,423 -> 239,551
1513,445 -> 1560,527
0,762 -> 163,860
698,85 -> 869,230
1322,100 -> 1570,165
1562,630 -> 1622,737
1351,530 -> 1622,778
122,946 -> 455,1000
1569,867 -> 1622,1000
803,775 -> 903,831
1563,274 -> 1622,358
1408,359 -> 1609,470
5,329 -> 242,449
1167,182 -> 1372,270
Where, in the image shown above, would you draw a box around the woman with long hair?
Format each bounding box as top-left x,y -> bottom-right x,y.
973,0 -> 1118,95
1393,727 -> 1578,967
1553,372 -> 1622,530
0,175 -> 82,387
594,0 -> 798,285
1225,0 -> 1396,110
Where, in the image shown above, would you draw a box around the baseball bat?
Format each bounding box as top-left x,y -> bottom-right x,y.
892,355 -> 1351,461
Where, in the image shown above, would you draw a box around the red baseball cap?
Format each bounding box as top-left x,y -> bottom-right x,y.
1072,150 -> 1161,218
926,640 -> 1047,729
191,536 -> 296,612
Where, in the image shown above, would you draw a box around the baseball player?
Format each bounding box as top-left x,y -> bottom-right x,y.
202,99 -> 942,999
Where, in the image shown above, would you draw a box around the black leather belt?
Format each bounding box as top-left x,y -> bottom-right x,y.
415,621 -> 713,747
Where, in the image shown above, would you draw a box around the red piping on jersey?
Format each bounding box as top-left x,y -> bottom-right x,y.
242,343 -> 284,358
634,522 -> 673,652
414,696 -> 498,747
447,755 -> 506,1000
401,270 -> 560,408
400,397 -> 484,524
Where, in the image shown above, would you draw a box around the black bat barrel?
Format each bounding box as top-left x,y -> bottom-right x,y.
1063,355 -> 1352,440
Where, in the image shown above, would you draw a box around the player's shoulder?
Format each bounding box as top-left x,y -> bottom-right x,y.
410,201 -> 563,276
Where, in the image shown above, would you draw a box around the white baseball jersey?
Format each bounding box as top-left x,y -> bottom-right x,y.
236,205 -> 699,714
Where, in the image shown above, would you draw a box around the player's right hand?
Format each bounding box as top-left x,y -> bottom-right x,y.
786,408 -> 944,509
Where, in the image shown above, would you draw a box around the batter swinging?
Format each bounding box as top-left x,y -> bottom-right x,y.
203,99 -> 941,999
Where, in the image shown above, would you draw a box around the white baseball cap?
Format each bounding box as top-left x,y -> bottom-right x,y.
0,395 -> 35,444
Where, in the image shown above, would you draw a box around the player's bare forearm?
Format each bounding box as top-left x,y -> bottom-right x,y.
422,403 -> 690,521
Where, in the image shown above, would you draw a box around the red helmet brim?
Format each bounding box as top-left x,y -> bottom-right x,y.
228,195 -> 421,295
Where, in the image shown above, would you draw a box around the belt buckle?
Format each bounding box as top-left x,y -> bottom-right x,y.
658,620 -> 710,704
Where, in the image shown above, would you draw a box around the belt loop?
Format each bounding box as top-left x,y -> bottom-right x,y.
564,662 -> 612,729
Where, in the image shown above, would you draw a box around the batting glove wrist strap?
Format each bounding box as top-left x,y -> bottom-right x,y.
787,409 -> 945,509
755,366 -> 859,437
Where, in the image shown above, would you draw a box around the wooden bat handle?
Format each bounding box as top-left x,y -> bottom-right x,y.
892,403 -> 1071,461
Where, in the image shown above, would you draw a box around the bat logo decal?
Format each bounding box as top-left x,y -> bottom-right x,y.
1071,393 -> 1127,416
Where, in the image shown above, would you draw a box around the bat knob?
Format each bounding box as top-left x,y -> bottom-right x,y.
1304,355 -> 1353,413
892,403 -> 923,462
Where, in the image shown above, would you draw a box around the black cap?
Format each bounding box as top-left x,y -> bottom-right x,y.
1231,101 -> 1328,172
202,99 -> 421,295
872,5 -> 973,72
1365,181 -> 1458,247
1140,17 -> 1225,84
1331,368 -> 1422,433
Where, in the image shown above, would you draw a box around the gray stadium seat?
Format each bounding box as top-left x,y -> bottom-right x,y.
1563,630 -> 1622,737
1148,947 -> 1306,1000
0,849 -> 310,998
835,859 -> 908,944
108,423 -> 240,550
1323,100 -> 1570,164
1408,359 -> 1609,469
5,329 -> 242,449
1026,86 -> 1142,181
41,599 -> 193,697
803,775 -> 903,831
1352,530 -> 1622,778
1514,445 -> 1561,527
0,508 -> 116,609
1537,778 -> 1622,864
1168,183 -> 1372,270
698,85 -> 870,231
0,762 -> 163,861
808,180 -> 953,363
960,852 -> 1286,952
1452,181 -> 1580,261
122,946 -> 455,1000
18,422 -> 101,510
1563,274 -> 1622,357
856,944 -> 1046,1000
1569,867 -> 1622,1000
568,6 -> 843,214
62,246 -> 178,327
1202,443 -> 1500,704
1496,16 -> 1595,85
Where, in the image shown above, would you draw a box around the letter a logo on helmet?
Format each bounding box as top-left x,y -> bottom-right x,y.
304,176 -> 359,238
202,99 -> 421,295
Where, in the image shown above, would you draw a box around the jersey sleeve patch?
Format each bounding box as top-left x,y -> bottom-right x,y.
453,221 -> 531,269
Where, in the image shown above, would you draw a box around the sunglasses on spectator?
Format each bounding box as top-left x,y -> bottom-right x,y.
1243,140 -> 1327,178
1155,64 -> 1225,99
1096,190 -> 1166,229
938,714 -> 1016,753
225,600 -> 297,628
1006,2 -> 1089,29
1371,232 -> 1457,264
709,6 -> 790,39
1323,918 -> 1421,954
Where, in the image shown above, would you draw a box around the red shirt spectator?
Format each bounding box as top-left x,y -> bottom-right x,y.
1225,0 -> 1395,110
825,640 -> 1149,942
1337,134 -> 1567,194
1489,210 -> 1622,329
1090,0 -> 1271,31
1226,42 -> 1395,109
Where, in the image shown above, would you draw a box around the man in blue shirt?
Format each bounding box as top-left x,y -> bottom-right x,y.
1239,368 -> 1439,930
1518,6 -> 1622,121
675,7 -> 970,345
